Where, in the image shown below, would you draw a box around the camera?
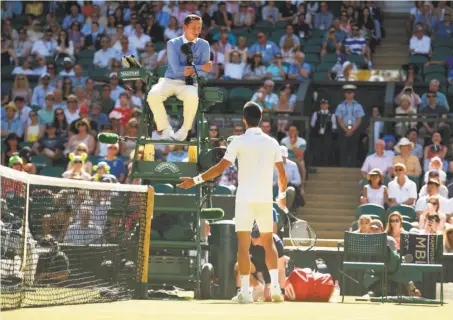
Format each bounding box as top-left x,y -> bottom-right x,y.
198,147 -> 227,172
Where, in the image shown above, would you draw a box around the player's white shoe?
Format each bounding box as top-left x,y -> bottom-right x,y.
231,289 -> 254,304
271,286 -> 284,302
173,128 -> 188,141
161,127 -> 175,140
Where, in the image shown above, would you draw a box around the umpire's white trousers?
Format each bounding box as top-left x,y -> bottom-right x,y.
147,78 -> 199,132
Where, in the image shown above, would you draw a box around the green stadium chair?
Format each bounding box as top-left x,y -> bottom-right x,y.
408,176 -> 419,190
432,50 -> 451,61
307,37 -> 323,46
398,234 -> 444,305
305,54 -> 320,65
355,203 -> 386,221
311,29 -> 325,38
425,73 -> 447,84
153,41 -> 166,52
342,232 -> 388,303
249,29 -> 271,37
432,37 -> 453,49
407,55 -> 429,65
254,20 -> 274,33
214,185 -> 233,195
402,221 -> 413,232
424,64 -> 446,76
19,141 -> 34,149
78,49 -> 96,60
347,54 -> 365,67
2,66 -> 15,81
208,27 -> 220,35
321,53 -> 338,63
448,85 -> 453,96
313,71 -> 328,81
246,34 -> 259,47
229,88 -> 254,113
88,69 -> 109,81
175,187 -> 196,194
31,155 -> 53,170
299,38 -> 307,48
88,155 -> 100,165
231,27 -> 249,37
157,65 -> 168,77
303,45 -> 322,54
274,21 -> 288,29
269,34 -> 282,45
154,183 -> 174,194
270,29 -> 286,39
316,62 -> 335,72
40,166 -> 65,178
211,87 -> 229,112
386,204 -> 416,222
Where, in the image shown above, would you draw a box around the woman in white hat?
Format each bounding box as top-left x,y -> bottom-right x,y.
394,94 -> 417,137
360,168 -> 388,207
393,137 -> 421,178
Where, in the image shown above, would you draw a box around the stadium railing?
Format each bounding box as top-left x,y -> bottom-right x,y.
0,165 -> 153,310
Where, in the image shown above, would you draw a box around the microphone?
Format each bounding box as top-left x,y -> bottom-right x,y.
180,43 -> 194,85
200,208 -> 224,221
98,133 -> 120,144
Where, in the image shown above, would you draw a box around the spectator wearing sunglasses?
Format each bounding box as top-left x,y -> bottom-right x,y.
388,163 -> 417,208
409,23 -> 432,58
248,32 -> 280,65
419,91 -> 450,141
420,79 -> 450,111
265,54 -> 288,81
384,212 -> 405,251
344,24 -> 371,68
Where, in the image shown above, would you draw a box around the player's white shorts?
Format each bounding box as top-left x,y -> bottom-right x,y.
235,202 -> 273,233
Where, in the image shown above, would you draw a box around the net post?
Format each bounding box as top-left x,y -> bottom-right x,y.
135,186 -> 154,299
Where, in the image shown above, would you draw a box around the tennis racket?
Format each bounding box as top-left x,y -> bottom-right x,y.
281,206 -> 317,251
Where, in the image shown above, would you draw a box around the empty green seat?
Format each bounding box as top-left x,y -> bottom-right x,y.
40,166 -> 65,178
307,37 -> 323,46
303,45 -> 321,54
2,66 -> 15,81
321,53 -> 338,63
254,20 -> 274,32
316,62 -> 334,72
274,21 -> 288,29
88,69 -> 109,81
154,183 -> 174,194
214,185 -> 233,195
347,54 -> 365,66
305,54 -> 320,65
31,155 -> 53,169
408,55 -> 429,65
355,203 -> 386,221
425,73 -> 446,84
432,37 -> 453,49
402,221 -> 413,232
157,65 -> 168,77
424,64 -> 446,75
231,27 -> 249,37
153,41 -> 166,52
77,49 -> 96,60
313,71 -> 328,81
311,29 -> 325,38
229,88 -> 254,112
211,87 -> 229,112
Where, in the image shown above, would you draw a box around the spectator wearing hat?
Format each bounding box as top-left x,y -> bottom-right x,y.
18,147 -> 37,175
360,168 -> 388,207
32,123 -> 65,161
93,36 -> 117,69
68,106 -> 98,137
63,153 -> 91,181
1,103 -> 23,138
31,28 -> 57,57
406,129 -> 423,160
59,57 -> 75,77
64,94 -> 80,125
273,146 -> 300,209
388,163 -> 418,208
66,143 -> 93,174
109,110 -> 123,136
335,61 -> 358,81
8,155 -> 24,172
65,119 -> 95,156
424,146 -> 449,172
393,138 -> 422,178
419,170 -> 449,198
101,143 -> 126,183
288,52 -> 311,81
310,98 -> 337,166
361,139 -> 393,179
109,72 -> 125,102
31,73 -> 56,108
92,161 -> 112,182
335,84 -> 365,167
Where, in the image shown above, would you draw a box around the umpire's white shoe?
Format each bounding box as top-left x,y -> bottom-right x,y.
160,127 -> 175,140
232,289 -> 254,304
173,128 -> 188,141
271,286 -> 284,302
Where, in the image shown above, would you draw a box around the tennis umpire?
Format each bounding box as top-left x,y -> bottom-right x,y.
147,14 -> 212,141
177,101 -> 288,303
234,222 -> 286,302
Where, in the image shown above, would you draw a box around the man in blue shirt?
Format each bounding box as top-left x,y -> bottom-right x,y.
265,54 -> 288,81
248,32 -> 280,64
32,73 -> 56,108
314,2 -> 334,30
102,144 -> 126,183
288,52 -> 311,81
335,85 -> 365,167
152,2 -> 171,27
147,14 -> 212,141
433,12 -> 453,37
62,4 -> 85,30
1,103 -> 23,138
167,145 -> 189,162
420,79 -> 450,111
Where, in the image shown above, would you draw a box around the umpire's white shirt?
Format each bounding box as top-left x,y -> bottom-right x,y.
223,127 -> 283,203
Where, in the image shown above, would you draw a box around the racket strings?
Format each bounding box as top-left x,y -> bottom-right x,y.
289,220 -> 316,248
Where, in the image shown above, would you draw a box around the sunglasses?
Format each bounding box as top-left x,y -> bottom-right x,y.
427,215 -> 440,223
76,149 -> 88,152
210,128 -> 218,131
73,160 -> 83,164
394,168 -> 403,172
390,219 -> 400,223
258,35 -> 264,38
56,112 -> 64,115
427,95 -> 436,98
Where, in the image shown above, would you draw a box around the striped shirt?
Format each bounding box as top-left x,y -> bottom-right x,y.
344,36 -> 366,55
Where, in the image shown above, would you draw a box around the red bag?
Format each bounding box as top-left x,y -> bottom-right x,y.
285,268 -> 334,302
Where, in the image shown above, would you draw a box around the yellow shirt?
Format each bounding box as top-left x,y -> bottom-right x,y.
393,154 -> 422,177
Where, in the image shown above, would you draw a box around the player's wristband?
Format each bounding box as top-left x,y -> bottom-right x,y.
277,191 -> 286,200
193,175 -> 204,185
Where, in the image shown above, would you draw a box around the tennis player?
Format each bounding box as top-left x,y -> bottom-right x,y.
177,101 -> 288,303
147,14 -> 212,141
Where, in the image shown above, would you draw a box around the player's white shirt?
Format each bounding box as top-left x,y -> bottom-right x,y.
223,127 -> 283,203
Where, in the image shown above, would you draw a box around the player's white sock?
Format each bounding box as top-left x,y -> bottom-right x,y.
269,269 -> 279,288
240,275 -> 250,292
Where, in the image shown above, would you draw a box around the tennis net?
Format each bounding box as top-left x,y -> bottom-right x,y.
0,165 -> 151,310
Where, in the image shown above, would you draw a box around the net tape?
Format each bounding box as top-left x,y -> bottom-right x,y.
1,166 -> 148,310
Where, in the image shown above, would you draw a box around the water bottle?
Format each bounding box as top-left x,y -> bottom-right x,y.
330,280 -> 341,303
